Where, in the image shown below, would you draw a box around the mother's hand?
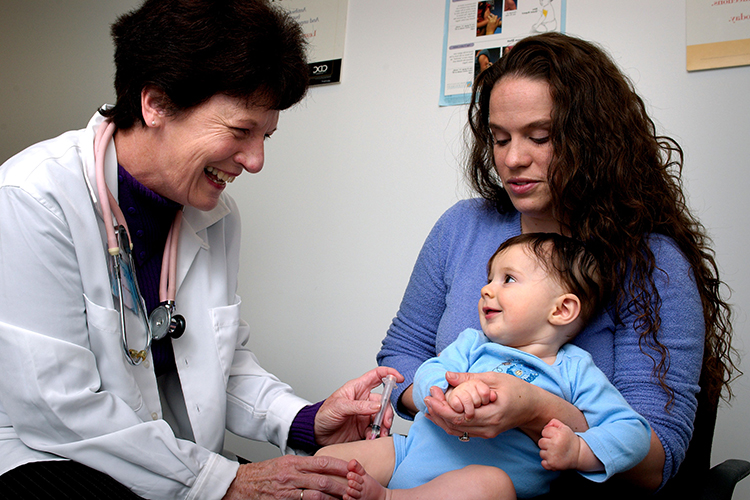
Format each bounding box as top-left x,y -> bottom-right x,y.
423,372 -> 587,441
223,455 -> 349,500
315,366 -> 404,446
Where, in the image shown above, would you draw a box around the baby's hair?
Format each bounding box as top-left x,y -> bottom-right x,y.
489,233 -> 605,325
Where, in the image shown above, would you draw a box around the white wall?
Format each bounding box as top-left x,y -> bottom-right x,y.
2,1 -> 749,497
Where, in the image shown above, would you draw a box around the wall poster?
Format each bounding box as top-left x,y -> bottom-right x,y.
440,0 -> 567,106
687,0 -> 750,71
272,0 -> 348,85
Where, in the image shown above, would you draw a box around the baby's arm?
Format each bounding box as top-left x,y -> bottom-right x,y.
538,418 -> 603,473
412,329 -> 484,415
444,379 -> 497,420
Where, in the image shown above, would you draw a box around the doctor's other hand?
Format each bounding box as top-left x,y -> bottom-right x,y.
315,367 -> 403,445
222,455 -> 349,500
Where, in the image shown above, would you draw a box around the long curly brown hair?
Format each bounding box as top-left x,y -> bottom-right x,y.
466,32 -> 738,405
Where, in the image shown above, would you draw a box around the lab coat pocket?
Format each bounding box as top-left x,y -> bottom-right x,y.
209,297 -> 243,385
83,294 -> 146,414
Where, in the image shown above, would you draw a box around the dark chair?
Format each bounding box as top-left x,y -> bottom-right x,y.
655,375 -> 750,500
703,460 -> 750,500
538,372 -> 750,500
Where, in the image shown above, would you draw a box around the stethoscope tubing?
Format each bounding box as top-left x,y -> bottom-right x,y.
95,119 -> 127,255
94,119 -> 183,365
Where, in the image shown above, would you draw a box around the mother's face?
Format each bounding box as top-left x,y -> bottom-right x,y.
147,93 -> 279,211
488,76 -> 556,231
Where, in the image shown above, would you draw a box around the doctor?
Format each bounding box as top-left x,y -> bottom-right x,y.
0,1 -> 401,499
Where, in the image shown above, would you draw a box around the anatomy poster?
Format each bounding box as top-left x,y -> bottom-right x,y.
440,0 -> 566,106
271,0 -> 348,85
686,0 -> 750,71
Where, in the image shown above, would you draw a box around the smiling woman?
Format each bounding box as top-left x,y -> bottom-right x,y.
113,92 -> 279,210
0,1 -> 403,499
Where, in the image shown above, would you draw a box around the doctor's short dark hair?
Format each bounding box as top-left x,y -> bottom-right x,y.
100,0 -> 309,130
488,233 -> 606,326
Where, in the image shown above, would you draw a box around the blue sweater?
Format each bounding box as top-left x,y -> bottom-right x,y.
377,198 -> 704,487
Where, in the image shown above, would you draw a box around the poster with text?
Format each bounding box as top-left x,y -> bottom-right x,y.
687,0 -> 750,71
272,0 -> 348,85
440,0 -> 566,106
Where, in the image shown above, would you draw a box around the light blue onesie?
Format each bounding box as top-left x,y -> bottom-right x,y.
388,328 -> 651,498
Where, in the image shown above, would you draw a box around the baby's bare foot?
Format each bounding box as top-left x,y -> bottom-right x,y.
344,460 -> 364,500
343,459 -> 389,500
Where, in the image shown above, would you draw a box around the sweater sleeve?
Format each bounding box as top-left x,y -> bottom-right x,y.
287,401 -> 324,454
377,207 -> 450,418
609,235 -> 703,487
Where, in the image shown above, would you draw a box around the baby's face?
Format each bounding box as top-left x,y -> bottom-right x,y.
478,244 -> 564,347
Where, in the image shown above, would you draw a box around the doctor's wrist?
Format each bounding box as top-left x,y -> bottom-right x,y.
288,401 -> 324,453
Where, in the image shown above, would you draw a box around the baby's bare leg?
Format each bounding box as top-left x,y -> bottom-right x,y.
315,436 -> 396,487
345,462 -> 515,500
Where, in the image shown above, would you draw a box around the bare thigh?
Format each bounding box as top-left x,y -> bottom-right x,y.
315,436 -> 396,486
411,465 -> 514,500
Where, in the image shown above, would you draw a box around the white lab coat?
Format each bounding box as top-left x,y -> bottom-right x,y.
0,112 -> 309,499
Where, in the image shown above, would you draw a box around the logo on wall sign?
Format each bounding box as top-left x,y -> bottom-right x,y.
308,59 -> 341,86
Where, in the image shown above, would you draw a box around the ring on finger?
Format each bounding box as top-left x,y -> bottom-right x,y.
459,432 -> 470,442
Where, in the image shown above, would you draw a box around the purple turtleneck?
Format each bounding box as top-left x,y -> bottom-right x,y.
118,164 -> 180,376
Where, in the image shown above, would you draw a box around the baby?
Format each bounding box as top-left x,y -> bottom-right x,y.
317,233 -> 651,499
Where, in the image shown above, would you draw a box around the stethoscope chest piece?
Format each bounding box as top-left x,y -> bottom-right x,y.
150,301 -> 186,340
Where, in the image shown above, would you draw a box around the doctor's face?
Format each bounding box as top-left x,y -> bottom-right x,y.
149,93 -> 279,211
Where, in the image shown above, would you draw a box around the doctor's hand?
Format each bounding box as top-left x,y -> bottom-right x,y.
315,367 -> 403,445
223,455 -> 349,500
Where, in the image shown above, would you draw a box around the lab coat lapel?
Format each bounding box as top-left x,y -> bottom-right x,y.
82,110 -> 117,215
176,197 -> 231,292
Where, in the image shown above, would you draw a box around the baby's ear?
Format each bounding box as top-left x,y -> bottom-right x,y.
549,294 -> 581,326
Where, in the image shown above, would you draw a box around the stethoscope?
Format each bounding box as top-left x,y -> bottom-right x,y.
94,119 -> 186,365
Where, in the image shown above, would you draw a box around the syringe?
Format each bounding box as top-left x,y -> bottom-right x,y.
368,374 -> 397,440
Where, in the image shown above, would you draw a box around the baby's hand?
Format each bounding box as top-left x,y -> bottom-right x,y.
444,379 -> 496,420
538,418 -> 579,471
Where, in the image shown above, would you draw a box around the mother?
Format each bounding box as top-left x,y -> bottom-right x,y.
0,1 -> 400,499
378,32 -> 736,495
